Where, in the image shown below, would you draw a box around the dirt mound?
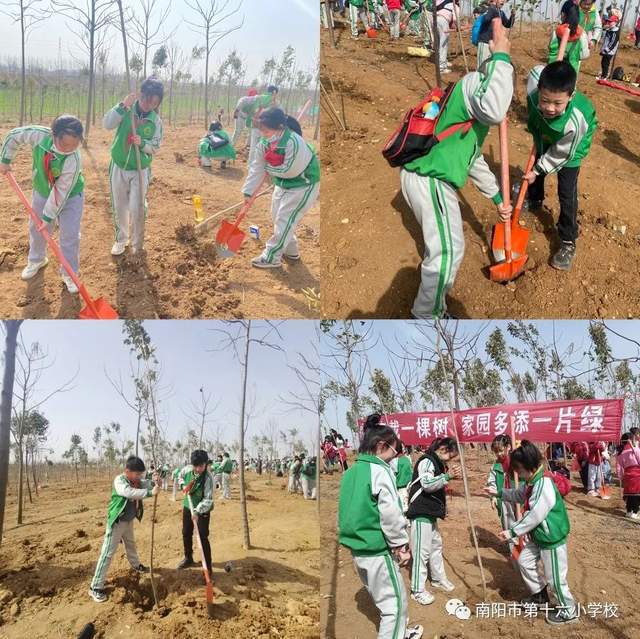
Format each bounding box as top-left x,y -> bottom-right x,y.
320,23 -> 640,319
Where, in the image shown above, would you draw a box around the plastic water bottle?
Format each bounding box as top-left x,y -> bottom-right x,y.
192,195 -> 204,223
423,97 -> 441,120
249,225 -> 260,240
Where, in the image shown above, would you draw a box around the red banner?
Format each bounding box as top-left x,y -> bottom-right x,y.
363,399 -> 624,445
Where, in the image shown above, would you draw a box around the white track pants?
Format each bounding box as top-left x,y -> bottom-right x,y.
517,541 -> 576,615
108,162 -> 150,251
222,472 -> 231,499
353,553 -> 408,639
400,170 -> 464,318
232,117 -> 246,146
587,463 -> 602,491
437,16 -> 450,71
248,128 -> 262,166
350,5 -> 370,36
90,519 -> 140,590
261,183 -> 319,264
301,476 -> 317,499
29,192 -> 83,274
410,518 -> 447,593
389,9 -> 400,38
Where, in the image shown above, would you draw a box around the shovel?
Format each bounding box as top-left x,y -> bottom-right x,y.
364,5 -> 378,38
489,120 -> 529,282
5,172 -> 118,319
598,458 -> 611,500
491,144 -> 535,263
185,488 -> 215,618
215,174 -> 268,258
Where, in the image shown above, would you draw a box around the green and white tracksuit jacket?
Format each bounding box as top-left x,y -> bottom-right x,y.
499,466 -> 576,617
527,65 -> 597,177
486,461 -> 523,548
400,52 -> 513,318
90,474 -> 155,590
301,459 -> 317,499
349,0 -> 378,36
103,101 -> 163,249
390,454 -> 413,512
1,126 -> 85,271
177,466 -> 214,514
339,454 -> 410,639
548,27 -> 590,76
233,94 -> 275,164
580,6 -> 602,45
198,129 -> 236,163
242,127 -> 320,265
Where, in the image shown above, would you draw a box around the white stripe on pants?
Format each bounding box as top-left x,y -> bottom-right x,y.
389,9 -> 400,38
353,553 -> 408,639
109,162 -> 150,250
437,16 -> 450,71
587,463 -> 602,491
410,518 -> 447,593
350,5 -> 369,36
517,541 -> 576,615
263,183 -> 319,264
400,170 -> 465,318
477,41 -> 492,70
90,519 -> 140,590
29,192 -> 83,273
222,472 -> 231,499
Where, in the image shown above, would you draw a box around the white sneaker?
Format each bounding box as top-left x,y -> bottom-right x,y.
431,578 -> 455,592
111,241 -> 126,256
631,512 -> 639,520
411,591 -> 435,605
61,272 -> 79,294
21,258 -> 48,280
405,625 -> 424,639
251,256 -> 282,269
587,490 -> 599,497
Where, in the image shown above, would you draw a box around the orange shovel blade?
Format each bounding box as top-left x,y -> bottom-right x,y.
491,222 -> 530,262
215,219 -> 246,258
599,484 -> 611,500
489,255 -> 528,283
366,27 -> 378,38
78,297 -> 119,320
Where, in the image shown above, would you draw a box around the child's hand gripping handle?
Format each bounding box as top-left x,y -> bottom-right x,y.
234,174 -> 269,232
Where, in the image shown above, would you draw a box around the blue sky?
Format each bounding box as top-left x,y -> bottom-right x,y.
321,320 -> 640,432
5,320 -> 319,460
0,0 -> 319,82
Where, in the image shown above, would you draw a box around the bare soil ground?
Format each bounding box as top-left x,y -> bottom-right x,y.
320,449 -> 640,638
0,123 -> 319,319
0,472 -> 319,639
320,20 -> 640,319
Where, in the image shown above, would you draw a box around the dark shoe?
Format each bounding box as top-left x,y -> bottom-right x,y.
551,242 -> 576,271
134,564 -> 149,573
521,585 -> 549,606
88,587 -> 107,603
545,606 -> 579,625
177,557 -> 197,569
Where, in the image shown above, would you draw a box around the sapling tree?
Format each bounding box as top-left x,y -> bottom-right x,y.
63,434 -> 86,482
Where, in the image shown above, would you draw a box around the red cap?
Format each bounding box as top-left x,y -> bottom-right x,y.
247,88 -> 258,96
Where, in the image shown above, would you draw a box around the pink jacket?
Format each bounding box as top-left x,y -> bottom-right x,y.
616,443 -> 640,479
385,0 -> 402,9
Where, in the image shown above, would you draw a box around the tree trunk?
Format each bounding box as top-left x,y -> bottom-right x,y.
25,453 -> 32,504
85,3 -> 96,141
17,431 -> 24,524
432,0 -> 441,88
32,450 -> 38,496
74,461 -> 79,482
0,321 -> 22,545
239,322 -> 252,549
20,4 -> 26,126
204,34 -> 210,126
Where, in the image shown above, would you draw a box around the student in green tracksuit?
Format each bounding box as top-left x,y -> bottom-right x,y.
406,438 -> 460,606
338,414 -> 423,639
103,78 -> 164,256
221,452 -> 234,499
198,121 -> 237,169
210,454 -> 223,490
0,116 -> 84,293
232,86 -> 279,165
524,61 -> 597,271
399,26 -> 513,318
349,0 -> 377,38
484,441 -> 577,626
242,108 -> 320,269
172,465 -> 182,501
390,447 -> 413,512
177,449 -> 215,573
89,456 -> 159,602
548,4 -> 590,76
301,455 -> 317,499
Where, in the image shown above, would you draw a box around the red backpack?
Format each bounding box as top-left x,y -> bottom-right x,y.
381,83 -> 473,168
525,471 -> 571,505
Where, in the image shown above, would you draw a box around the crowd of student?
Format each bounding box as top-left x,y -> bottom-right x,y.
337,414 -> 640,638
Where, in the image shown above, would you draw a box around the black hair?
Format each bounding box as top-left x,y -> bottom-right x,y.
140,77 -> 164,103
428,437 -> 458,456
266,84 -> 279,94
223,452 -> 230,458
561,1 -> 580,36
190,449 -> 209,466
209,121 -> 222,132
538,61 -> 577,96
510,440 -> 542,473
491,434 -> 512,453
125,455 -> 146,472
359,413 -> 401,455
257,107 -> 302,136
630,427 -> 640,438
51,114 -> 83,140
617,432 -> 631,455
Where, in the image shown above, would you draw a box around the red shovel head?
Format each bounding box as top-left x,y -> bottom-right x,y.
366,26 -> 378,38
491,222 -> 530,264
215,219 -> 246,258
78,297 -> 119,320
489,254 -> 528,283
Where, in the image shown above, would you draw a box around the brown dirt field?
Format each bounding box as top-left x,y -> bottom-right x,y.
0,123 -> 319,319
320,449 -> 640,638
320,20 -> 640,319
0,472 -> 319,639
